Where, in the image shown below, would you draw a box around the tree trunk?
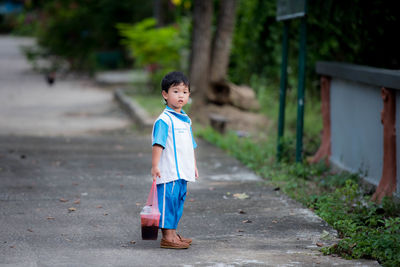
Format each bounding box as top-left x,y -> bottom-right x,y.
189,0 -> 213,107
153,0 -> 165,27
210,0 -> 237,83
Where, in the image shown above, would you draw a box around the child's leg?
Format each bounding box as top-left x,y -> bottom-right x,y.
157,181 -> 185,243
174,179 -> 187,227
161,229 -> 178,242
172,180 -> 192,244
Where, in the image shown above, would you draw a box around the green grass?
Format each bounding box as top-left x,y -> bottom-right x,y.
132,94 -> 165,118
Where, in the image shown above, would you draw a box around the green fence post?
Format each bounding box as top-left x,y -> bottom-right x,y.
277,21 -> 289,161
296,15 -> 307,162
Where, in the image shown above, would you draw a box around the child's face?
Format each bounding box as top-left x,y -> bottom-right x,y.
162,83 -> 190,112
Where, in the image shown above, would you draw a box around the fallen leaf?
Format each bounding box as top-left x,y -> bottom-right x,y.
114,145 -> 124,150
130,240 -> 136,244
72,182 -> 79,186
68,207 -> 76,212
242,220 -> 252,223
74,199 -> 80,204
47,217 -> 55,220
53,161 -> 61,166
104,213 -> 109,216
233,193 -> 249,200
96,205 -> 103,209
59,198 -> 68,203
27,229 -> 33,232
238,210 -> 246,214
10,245 -> 15,248
237,229 -> 244,232
321,230 -> 330,240
316,242 -> 324,247
135,202 -> 141,206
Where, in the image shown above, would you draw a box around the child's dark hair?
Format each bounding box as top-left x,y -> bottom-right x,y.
161,71 -> 190,93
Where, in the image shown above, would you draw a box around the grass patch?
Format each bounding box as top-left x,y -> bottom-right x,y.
197,127 -> 400,267
131,94 -> 164,118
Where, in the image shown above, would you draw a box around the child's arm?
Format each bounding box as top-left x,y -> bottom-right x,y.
194,152 -> 199,179
151,144 -> 163,181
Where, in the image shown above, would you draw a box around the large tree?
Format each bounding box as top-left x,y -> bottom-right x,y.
189,0 -> 213,107
190,0 -> 237,108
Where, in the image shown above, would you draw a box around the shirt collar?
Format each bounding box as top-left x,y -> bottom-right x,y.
164,106 -> 191,124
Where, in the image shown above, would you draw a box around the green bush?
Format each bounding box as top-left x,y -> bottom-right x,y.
29,0 -> 153,71
117,17 -> 190,90
230,0 -> 400,94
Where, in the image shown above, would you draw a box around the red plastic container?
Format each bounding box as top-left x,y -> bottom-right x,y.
140,181 -> 160,240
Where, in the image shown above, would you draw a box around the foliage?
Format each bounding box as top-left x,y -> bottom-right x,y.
250,75 -> 322,157
11,12 -> 39,36
229,0 -> 400,94
316,181 -> 400,267
117,17 -> 190,90
197,127 -> 400,266
27,0 -> 153,71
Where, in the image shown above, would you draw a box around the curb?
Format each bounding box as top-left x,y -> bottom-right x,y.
114,88 -> 153,129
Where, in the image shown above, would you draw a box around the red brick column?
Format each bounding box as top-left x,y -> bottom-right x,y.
309,75 -> 331,164
372,87 -> 397,202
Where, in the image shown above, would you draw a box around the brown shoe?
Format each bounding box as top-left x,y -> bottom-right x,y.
177,234 -> 192,245
160,238 -> 189,249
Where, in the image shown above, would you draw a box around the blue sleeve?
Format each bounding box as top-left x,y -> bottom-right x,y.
152,119 -> 169,148
190,126 -> 197,149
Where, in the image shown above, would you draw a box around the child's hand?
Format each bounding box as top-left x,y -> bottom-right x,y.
151,166 -> 161,181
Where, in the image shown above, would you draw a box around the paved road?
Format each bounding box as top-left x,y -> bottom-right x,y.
0,36 -> 380,266
0,36 -> 130,136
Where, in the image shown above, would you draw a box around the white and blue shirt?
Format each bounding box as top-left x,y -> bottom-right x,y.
152,106 -> 197,184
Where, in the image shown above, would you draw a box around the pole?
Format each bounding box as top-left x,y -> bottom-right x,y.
296,15 -> 307,162
277,21 -> 289,161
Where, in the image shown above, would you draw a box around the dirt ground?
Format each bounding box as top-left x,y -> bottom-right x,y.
191,103 -> 272,137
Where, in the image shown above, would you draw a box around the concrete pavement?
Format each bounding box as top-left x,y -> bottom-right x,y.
0,36 -> 380,266
0,36 -> 130,136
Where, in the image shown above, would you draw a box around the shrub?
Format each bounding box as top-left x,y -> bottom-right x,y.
117,17 -> 190,90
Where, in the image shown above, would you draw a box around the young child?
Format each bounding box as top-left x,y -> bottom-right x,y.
151,71 -> 199,249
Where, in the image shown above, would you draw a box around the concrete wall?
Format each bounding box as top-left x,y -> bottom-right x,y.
330,79 -> 383,186
316,62 -> 400,195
